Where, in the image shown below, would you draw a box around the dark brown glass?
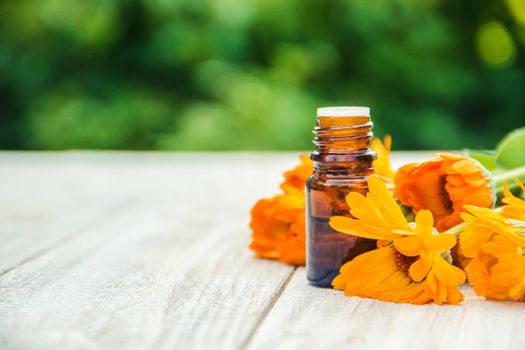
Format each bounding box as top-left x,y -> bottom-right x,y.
306,114 -> 377,287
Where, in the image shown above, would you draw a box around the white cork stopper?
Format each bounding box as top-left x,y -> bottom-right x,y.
316,106 -> 370,117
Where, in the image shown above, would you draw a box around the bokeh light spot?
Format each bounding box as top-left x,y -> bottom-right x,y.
507,0 -> 525,25
476,22 -> 516,68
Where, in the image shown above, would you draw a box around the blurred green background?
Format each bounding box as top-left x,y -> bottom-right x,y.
0,0 -> 524,150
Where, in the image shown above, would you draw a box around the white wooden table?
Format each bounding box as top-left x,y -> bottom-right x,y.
0,152 -> 523,350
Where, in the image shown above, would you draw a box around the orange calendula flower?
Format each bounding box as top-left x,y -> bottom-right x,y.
330,175 -> 466,305
371,134 -> 395,181
250,187 -> 306,265
250,156 -> 311,265
394,153 -> 495,232
460,180 -> 525,301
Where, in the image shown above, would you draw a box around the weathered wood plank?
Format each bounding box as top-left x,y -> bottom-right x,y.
247,268 -> 525,350
0,152 -> 296,273
0,152 -> 298,350
0,203 -> 123,275
0,152 -> 139,274
0,201 -> 294,350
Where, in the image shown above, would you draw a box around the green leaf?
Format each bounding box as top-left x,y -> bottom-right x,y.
496,127 -> 525,169
464,149 -> 497,171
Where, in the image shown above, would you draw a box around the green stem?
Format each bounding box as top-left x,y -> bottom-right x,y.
493,165 -> 525,192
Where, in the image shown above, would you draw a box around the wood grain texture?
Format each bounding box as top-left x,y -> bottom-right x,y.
0,152 -> 295,272
1,151 -> 521,350
247,268 -> 525,350
0,202 -> 293,350
0,153 -> 129,274
0,152 -> 297,350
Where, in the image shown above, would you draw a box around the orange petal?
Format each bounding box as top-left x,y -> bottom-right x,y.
446,286 -> 464,304
367,175 -> 411,230
329,216 -> 397,240
426,270 -> 439,294
425,234 -> 457,254
415,210 -> 435,237
462,174 -> 488,187
451,159 -> 480,174
346,192 -> 384,224
409,258 -> 431,282
394,236 -> 424,257
516,178 -> 525,192
432,256 -> 466,286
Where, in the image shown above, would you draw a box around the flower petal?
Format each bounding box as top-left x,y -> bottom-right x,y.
446,286 -> 464,305
425,234 -> 457,254
409,258 -> 431,282
415,210 -> 434,237
432,256 -> 466,286
393,236 -> 424,257
329,216 -> 397,240
367,175 -> 411,230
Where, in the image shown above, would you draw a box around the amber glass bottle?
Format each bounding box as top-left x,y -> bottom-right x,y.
306,106 -> 377,287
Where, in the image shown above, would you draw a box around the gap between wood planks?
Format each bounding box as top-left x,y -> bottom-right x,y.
241,267 -> 298,350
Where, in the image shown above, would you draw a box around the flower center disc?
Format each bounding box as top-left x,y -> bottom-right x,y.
393,249 -> 419,278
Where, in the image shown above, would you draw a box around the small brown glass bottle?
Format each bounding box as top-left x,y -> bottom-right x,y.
306,106 -> 377,287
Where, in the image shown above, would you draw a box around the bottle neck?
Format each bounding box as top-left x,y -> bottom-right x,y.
311,115 -> 375,178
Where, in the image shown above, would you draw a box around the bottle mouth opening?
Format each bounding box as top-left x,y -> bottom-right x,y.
317,106 -> 370,117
